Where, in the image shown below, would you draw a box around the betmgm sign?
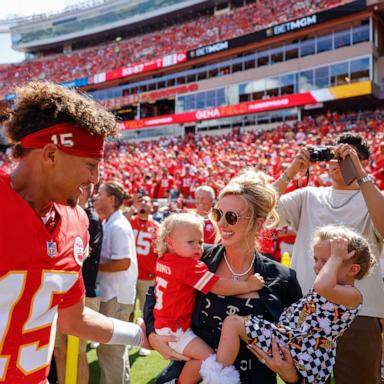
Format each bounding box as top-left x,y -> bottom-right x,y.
267,15 -> 317,37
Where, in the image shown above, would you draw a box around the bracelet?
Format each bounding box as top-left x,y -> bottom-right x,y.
357,174 -> 374,186
107,317 -> 144,346
280,172 -> 292,184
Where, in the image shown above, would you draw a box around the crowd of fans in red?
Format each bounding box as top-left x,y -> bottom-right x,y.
1,110 -> 383,196
99,110 -> 384,202
0,0 -> 351,97
1,109 -> 383,258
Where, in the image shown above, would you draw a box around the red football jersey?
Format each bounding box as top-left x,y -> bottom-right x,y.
180,175 -> 194,197
258,228 -> 278,256
156,177 -> 174,198
154,253 -> 219,332
130,216 -> 160,280
0,171 -> 87,383
203,218 -> 216,244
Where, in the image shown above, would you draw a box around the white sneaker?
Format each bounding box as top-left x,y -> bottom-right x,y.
138,347 -> 151,356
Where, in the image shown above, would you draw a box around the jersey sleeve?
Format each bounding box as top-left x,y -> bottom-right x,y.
58,272 -> 85,309
180,259 -> 219,294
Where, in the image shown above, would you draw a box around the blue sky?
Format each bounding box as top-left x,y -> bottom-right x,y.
0,0 -> 78,64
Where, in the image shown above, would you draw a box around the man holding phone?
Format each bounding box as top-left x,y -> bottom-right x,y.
273,133 -> 384,384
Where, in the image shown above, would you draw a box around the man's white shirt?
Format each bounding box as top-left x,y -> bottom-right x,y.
99,210 -> 138,305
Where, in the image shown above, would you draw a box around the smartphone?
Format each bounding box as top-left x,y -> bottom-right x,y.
339,156 -> 356,185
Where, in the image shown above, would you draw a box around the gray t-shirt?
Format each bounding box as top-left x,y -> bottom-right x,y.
278,186 -> 384,318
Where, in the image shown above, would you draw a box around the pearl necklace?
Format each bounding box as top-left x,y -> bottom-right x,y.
223,252 -> 256,280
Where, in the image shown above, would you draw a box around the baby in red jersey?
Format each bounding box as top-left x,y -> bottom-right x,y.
153,213 -> 264,384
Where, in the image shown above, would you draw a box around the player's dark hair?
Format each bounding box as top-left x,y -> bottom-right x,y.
336,133 -> 370,160
4,81 -> 119,158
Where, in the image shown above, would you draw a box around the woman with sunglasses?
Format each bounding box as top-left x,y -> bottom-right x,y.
144,169 -> 303,384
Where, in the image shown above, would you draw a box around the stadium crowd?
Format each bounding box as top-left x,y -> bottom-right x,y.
1,107 -> 383,266
1,110 -> 383,197
0,0 -> 350,96
100,110 -> 384,204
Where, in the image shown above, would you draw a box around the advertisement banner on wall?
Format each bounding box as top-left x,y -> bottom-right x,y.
121,81 -> 372,130
87,51 -> 187,86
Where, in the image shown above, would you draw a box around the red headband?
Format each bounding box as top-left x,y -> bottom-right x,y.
20,123 -> 104,159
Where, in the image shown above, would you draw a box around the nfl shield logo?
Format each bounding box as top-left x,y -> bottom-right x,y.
47,241 -> 58,257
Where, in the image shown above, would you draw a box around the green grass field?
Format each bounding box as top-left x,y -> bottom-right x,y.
86,309 -> 336,383
87,347 -> 335,383
88,347 -> 170,384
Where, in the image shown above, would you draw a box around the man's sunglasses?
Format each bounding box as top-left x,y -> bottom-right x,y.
211,207 -> 250,226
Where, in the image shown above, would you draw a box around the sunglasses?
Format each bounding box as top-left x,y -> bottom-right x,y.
211,207 -> 250,226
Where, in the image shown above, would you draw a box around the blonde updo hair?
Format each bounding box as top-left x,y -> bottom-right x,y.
156,212 -> 204,256
217,169 -> 279,247
312,225 -> 376,280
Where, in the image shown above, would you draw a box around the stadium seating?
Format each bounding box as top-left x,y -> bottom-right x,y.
0,0 -> 351,97
1,111 -> 383,196
99,110 -> 384,199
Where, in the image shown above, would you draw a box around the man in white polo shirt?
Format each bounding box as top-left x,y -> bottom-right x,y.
94,182 -> 138,384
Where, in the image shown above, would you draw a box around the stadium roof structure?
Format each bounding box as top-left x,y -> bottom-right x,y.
0,0 -> 105,33
0,18 -> 20,33
6,0 -> 212,52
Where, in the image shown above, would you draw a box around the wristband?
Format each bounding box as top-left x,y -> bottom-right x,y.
107,318 -> 143,346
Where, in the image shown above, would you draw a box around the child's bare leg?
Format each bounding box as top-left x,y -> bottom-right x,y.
217,315 -> 248,367
179,360 -> 204,384
179,337 -> 213,384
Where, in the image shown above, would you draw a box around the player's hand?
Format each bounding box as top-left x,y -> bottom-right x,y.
148,333 -> 190,361
247,273 -> 265,291
247,336 -> 299,383
285,147 -> 311,179
330,237 -> 355,261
